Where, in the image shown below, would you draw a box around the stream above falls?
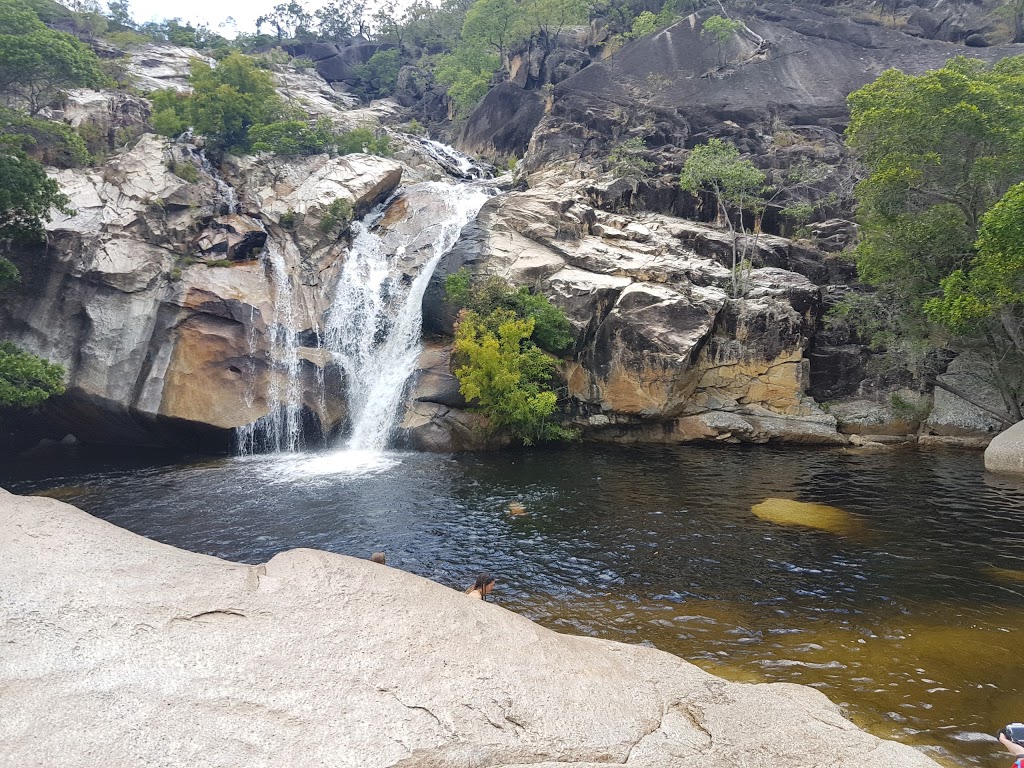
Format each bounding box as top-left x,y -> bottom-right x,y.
4,443 -> 1024,767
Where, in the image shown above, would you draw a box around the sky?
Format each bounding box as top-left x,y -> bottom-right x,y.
125,0 -> 344,37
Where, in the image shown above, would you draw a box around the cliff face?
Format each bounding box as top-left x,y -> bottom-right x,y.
2,130 -> 404,449
415,7 -> 1024,448
3,16 -> 1019,452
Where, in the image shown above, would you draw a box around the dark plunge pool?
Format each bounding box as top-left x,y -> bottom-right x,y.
4,443 -> 1024,767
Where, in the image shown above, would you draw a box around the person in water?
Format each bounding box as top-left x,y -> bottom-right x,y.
1000,731 -> 1024,767
465,572 -> 495,600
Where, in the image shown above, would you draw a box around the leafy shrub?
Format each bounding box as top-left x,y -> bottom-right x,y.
319,198 -> 353,233
205,258 -> 233,268
167,159 -> 199,183
0,107 -> 90,168
400,119 -> 428,136
279,209 -> 297,229
351,49 -> 402,99
249,119 -> 335,156
337,126 -> 391,156
626,11 -> 657,39
0,341 -> 66,408
148,52 -> 283,153
453,309 -> 575,445
607,136 -> 653,179
444,268 -> 573,353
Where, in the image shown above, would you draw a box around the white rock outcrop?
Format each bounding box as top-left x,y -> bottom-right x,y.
985,420 -> 1024,475
0,490 -> 941,768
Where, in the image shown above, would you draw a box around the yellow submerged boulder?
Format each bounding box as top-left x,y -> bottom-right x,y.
984,566 -> 1024,583
751,498 -> 864,536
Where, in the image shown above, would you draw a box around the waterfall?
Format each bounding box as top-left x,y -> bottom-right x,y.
234,238 -> 305,455
410,137 -> 496,180
323,182 -> 489,453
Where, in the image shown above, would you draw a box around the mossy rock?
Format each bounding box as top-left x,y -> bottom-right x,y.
751,498 -> 864,536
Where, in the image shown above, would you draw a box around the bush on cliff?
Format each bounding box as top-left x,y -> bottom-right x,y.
453,309 -> 575,444
446,270 -> 575,444
151,52 -> 283,153
445,269 -> 573,353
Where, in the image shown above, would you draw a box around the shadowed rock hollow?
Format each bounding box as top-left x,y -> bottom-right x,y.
0,489 -> 942,768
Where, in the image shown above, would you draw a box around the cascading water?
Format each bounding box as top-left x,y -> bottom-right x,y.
182,150 -> 305,456
323,182 -> 490,454
236,239 -> 305,455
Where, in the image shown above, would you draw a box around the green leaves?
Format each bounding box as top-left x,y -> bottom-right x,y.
0,340 -> 65,408
150,53 -> 283,154
926,182 -> 1024,335
0,0 -> 106,115
453,309 -> 570,445
0,143 -> 72,243
679,138 -> 765,209
249,119 -> 336,156
840,56 -> 1024,411
445,270 -> 575,444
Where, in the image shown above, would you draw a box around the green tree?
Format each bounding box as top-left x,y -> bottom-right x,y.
150,53 -> 283,153
257,1 -> 313,40
249,119 -> 336,155
679,138 -> 766,297
840,55 -> 1024,418
0,0 -> 106,115
1,106 -> 90,167
453,308 -> 572,444
445,268 -> 573,353
530,0 -> 589,49
0,141 -> 73,246
925,182 -> 1024,419
371,0 -> 406,48
701,14 -> 742,66
625,10 -> 657,39
336,126 -> 391,156
351,48 -> 402,99
461,0 -> 527,63
606,136 -> 653,182
105,0 -> 133,27
0,341 -> 65,408
435,44 -> 499,115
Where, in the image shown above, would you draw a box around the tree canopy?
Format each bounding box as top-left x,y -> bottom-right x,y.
680,138 -> 766,296
0,0 -> 106,115
841,55 -> 1024,418
151,52 -> 284,152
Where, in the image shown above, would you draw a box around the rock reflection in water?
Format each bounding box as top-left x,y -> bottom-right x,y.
3,444 -> 1024,767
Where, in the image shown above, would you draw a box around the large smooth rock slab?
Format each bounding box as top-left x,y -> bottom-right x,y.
985,420 -> 1024,475
0,491 -> 941,768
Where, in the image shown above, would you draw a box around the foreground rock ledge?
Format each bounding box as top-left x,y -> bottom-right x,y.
0,490 -> 939,768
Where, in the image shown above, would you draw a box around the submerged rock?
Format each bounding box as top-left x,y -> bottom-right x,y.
751,498 -> 865,536
0,490 -> 941,768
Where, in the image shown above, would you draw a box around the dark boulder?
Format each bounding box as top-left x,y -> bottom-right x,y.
457,83 -> 546,159
315,42 -> 396,84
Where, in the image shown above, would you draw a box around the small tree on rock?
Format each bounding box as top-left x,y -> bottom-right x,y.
679,138 -> 766,297
701,15 -> 742,67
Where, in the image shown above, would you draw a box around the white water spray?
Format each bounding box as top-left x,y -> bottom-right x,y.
323,182 -> 489,453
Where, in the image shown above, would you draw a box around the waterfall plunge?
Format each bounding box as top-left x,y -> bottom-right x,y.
324,182 -> 489,453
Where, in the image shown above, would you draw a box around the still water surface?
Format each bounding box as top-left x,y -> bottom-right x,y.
4,444 -> 1024,767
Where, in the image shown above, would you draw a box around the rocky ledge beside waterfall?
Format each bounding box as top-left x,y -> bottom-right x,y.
0,41 -> 1013,455
0,487 -> 942,768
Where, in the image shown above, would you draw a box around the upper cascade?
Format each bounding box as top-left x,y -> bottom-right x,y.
324,181 -> 491,453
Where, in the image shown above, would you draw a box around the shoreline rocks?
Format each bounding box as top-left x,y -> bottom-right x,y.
0,489 -> 942,768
